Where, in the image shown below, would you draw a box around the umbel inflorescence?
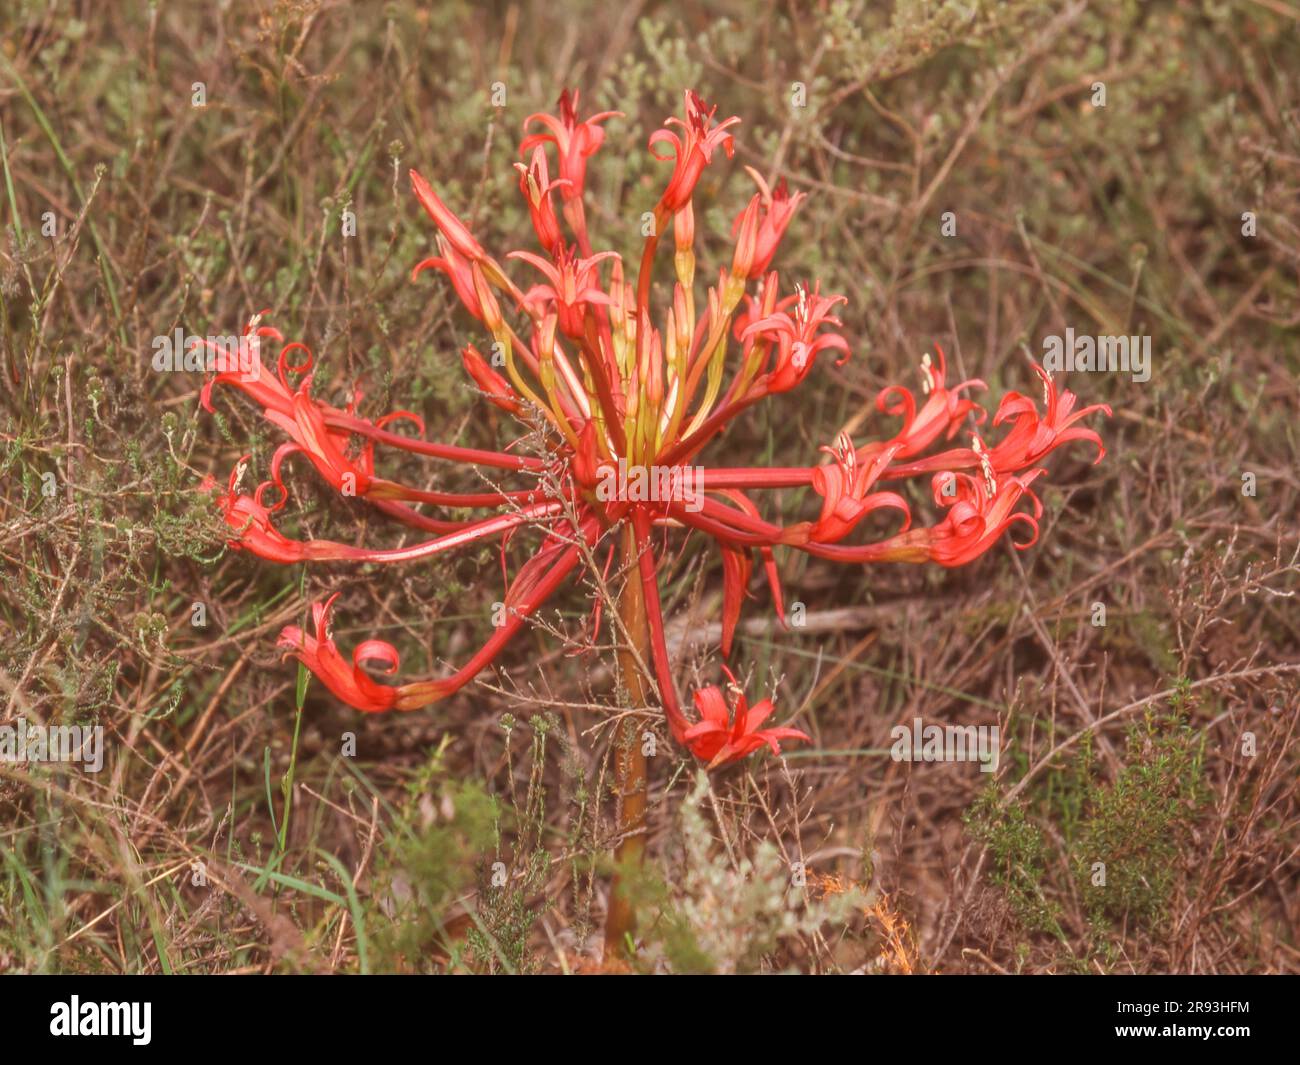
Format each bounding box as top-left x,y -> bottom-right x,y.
203,89 -> 1109,769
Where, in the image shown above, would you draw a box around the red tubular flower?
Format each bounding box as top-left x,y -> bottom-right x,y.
870,344 -> 986,463
682,670 -> 810,769
412,235 -> 486,321
265,378 -> 375,498
802,436 -> 909,545
719,543 -> 752,658
861,468 -> 1046,567
515,147 -> 569,254
650,90 -> 740,214
211,462 -> 323,565
510,246 -> 617,339
521,89 -> 620,203
278,595 -> 400,714
214,462 -> 563,565
198,312 -> 289,417
741,282 -> 849,394
865,357 -> 1109,484
205,88 -> 1109,773
461,344 -> 523,413
731,168 -> 804,280
711,489 -> 785,658
409,169 -> 486,263
985,364 -> 1112,473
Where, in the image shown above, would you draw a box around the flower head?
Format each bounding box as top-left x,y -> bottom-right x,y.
864,466 -> 1046,567
198,312 -> 289,417
985,364 -> 1112,472
210,460 -> 313,565
804,436 -> 909,545
682,670 -> 810,768
203,89 -> 1109,773
412,235 -> 487,321
872,345 -> 986,461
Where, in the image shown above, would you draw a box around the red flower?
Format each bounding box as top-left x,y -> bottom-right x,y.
214,461 -> 560,565
924,466 -> 1045,567
211,461 -> 320,565
412,236 -> 486,321
682,671 -> 811,768
409,169 -> 486,263
711,489 -> 785,658
521,88 -> 620,203
803,436 -> 909,545
514,146 -> 569,254
864,465 -> 1046,567
265,378 -> 376,499
741,281 -> 849,394
198,312 -> 291,418
650,90 -> 740,214
870,344 -> 985,463
278,595 -> 400,714
731,168 -> 804,280
461,344 -> 523,413
985,365 -> 1112,473
866,357 -> 1109,484
510,246 -> 617,339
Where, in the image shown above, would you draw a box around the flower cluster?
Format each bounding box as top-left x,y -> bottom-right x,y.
203,89 -> 1109,769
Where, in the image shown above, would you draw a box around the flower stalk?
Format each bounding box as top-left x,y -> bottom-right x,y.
606,525 -> 650,958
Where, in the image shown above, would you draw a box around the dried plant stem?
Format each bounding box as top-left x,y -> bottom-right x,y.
605,525 -> 650,959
